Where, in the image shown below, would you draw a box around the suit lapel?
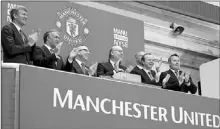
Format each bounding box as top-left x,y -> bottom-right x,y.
42,45 -> 57,69
141,69 -> 151,82
10,23 -> 26,44
168,69 -> 179,82
42,45 -> 52,57
72,60 -> 84,74
107,61 -> 114,71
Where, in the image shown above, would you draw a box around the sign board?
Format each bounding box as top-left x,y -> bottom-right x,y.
19,65 -> 220,129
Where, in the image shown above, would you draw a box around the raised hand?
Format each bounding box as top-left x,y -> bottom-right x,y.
184,71 -> 190,84
28,29 -> 41,46
125,65 -> 134,73
55,42 -> 63,56
69,47 -> 78,60
88,61 -> 98,76
155,57 -> 163,73
155,72 -> 161,83
178,72 -> 185,86
28,33 -> 39,46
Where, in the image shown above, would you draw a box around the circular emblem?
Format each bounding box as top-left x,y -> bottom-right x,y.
56,7 -> 89,46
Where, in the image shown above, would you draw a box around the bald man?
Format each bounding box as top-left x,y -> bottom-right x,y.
97,46 -> 127,77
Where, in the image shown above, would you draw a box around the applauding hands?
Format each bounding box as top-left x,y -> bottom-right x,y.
28,29 -> 41,46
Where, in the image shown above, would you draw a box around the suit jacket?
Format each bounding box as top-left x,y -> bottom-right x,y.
97,61 -> 127,77
159,69 -> 197,94
32,45 -> 64,70
65,59 -> 89,75
1,23 -> 35,64
131,66 -> 159,86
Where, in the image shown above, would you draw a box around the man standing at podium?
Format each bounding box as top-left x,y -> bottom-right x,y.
97,46 -> 127,77
159,54 -> 197,94
1,7 -> 39,64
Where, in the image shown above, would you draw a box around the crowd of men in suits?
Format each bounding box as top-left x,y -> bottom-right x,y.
1,7 -> 197,94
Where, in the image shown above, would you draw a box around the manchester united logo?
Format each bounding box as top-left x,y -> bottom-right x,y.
56,7 -> 89,45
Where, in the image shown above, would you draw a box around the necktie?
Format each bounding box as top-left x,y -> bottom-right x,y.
81,63 -> 87,74
114,63 -> 117,71
175,71 -> 179,78
175,71 -> 180,81
20,30 -> 26,43
148,71 -> 154,80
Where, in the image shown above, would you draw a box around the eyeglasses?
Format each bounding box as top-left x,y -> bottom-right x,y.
114,50 -> 123,53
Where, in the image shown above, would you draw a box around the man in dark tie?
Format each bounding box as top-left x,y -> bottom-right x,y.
1,6 -> 39,64
97,45 -> 127,77
159,54 -> 197,94
130,51 -> 146,76
136,53 -> 161,86
65,45 -> 97,76
32,30 -> 64,70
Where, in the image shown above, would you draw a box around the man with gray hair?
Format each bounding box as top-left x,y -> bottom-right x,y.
1,6 -> 39,64
65,45 -> 97,76
32,30 -> 64,70
130,51 -> 145,75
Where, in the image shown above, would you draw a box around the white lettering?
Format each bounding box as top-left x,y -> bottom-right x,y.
151,106 -> 158,121
133,103 -> 141,118
171,106 -> 183,123
73,95 -> 86,111
53,88 -> 72,109
124,102 -> 132,117
141,104 -> 150,119
184,110 -> 194,125
100,98 -> 111,114
112,100 -> 123,116
206,113 -> 212,127
158,107 -> 168,122
86,96 -> 99,112
213,115 -> 220,128
198,113 -> 205,126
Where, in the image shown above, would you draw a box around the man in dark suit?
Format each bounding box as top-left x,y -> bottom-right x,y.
97,46 -> 127,77
134,53 -> 160,86
130,51 -> 145,76
159,54 -> 197,94
65,45 -> 97,76
32,30 -> 64,70
1,6 -> 39,64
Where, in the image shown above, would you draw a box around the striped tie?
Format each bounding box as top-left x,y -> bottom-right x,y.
19,30 -> 26,43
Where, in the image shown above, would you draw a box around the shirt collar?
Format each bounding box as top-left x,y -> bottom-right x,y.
137,65 -> 143,69
143,68 -> 151,73
110,60 -> 115,68
12,22 -> 21,32
75,58 -> 84,68
170,69 -> 179,74
44,44 -> 52,53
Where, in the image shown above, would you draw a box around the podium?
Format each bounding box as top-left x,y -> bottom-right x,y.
200,58 -> 220,99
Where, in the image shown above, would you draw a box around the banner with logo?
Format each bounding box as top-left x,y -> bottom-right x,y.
1,2 -> 144,66
18,65 -> 219,129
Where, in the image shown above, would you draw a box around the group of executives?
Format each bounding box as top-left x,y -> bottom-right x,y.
1,7 -> 197,94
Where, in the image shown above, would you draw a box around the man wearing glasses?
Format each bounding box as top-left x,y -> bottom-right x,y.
65,45 -> 95,75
